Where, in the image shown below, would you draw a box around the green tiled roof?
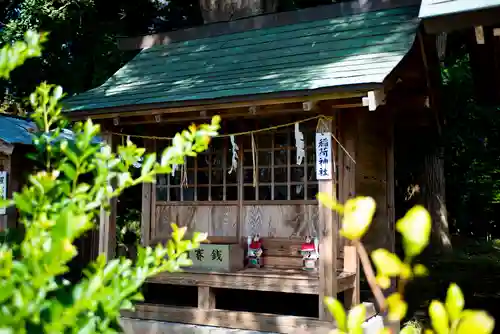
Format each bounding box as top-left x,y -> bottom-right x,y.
419,0 -> 500,19
64,6 -> 419,113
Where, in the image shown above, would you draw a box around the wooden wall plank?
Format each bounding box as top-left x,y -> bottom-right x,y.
152,203 -> 320,240
356,107 -> 394,253
242,204 -> 319,237
210,205 -> 238,236
339,110 -> 360,309
154,205 -> 238,237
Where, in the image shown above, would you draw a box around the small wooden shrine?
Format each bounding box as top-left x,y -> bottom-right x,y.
64,0 -> 441,332
0,114 -> 37,231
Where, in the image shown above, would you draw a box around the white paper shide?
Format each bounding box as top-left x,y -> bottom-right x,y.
315,132 -> 332,180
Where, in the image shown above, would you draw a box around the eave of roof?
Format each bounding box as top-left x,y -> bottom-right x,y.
0,114 -> 102,149
419,0 -> 500,19
0,114 -> 36,146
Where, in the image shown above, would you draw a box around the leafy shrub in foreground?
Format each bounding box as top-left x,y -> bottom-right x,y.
317,194 -> 495,334
0,31 -> 220,333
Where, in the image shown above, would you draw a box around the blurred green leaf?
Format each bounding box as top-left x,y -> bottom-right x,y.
445,283 -> 464,322
429,301 -> 449,334
386,293 -> 408,322
456,310 -> 494,334
346,304 -> 365,334
396,205 -> 431,258
324,297 -> 346,332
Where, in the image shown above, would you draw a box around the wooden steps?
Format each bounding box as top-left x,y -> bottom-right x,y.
147,267 -> 355,295
122,302 -> 376,334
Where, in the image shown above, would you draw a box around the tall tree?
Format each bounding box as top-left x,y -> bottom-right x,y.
0,0 -> 204,113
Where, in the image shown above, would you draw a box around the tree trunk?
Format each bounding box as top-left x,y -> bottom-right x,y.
199,0 -> 277,23
423,146 -> 452,252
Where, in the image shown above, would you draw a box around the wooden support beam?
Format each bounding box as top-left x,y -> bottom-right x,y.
362,90 -> 385,111
99,132 -> 117,261
68,91 -> 367,121
146,268 -> 359,294
198,287 -> 216,310
248,105 -> 258,115
317,117 -> 338,321
236,135 -> 244,243
141,139 -> 154,247
475,26 -> 485,44
436,32 -> 447,61
106,99 -> 362,126
386,115 -> 396,254
141,182 -> 152,246
302,101 -> 317,111
150,140 -> 157,243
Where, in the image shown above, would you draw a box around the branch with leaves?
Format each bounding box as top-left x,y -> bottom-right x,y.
0,31 -> 220,333
317,193 -> 495,334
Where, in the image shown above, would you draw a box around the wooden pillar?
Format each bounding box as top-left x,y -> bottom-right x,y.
318,118 -> 338,321
7,150 -> 21,231
141,139 -> 154,247
339,111 -> 360,309
99,132 -> 117,260
198,286 -> 216,309
386,116 -> 396,253
0,152 -> 11,231
237,144 -> 244,243
141,182 -> 152,247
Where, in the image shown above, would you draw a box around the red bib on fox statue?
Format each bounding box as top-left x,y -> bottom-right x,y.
247,235 -> 263,268
301,236 -> 319,271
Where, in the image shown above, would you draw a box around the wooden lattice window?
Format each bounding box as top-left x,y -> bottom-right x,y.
155,120 -> 337,202
240,124 -> 325,201
156,137 -> 237,202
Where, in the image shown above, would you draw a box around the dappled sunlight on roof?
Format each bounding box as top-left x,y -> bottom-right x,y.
64,5 -> 419,112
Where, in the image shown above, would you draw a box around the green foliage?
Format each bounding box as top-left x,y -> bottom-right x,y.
441,51 -> 500,237
0,31 -> 220,332
317,193 -> 495,334
0,0 -> 204,108
116,208 -> 140,248
0,31 -> 47,79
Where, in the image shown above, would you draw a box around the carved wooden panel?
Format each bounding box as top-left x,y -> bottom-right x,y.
153,205 -> 238,239
209,205 -> 238,236
242,204 -> 319,238
152,203 -> 349,251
